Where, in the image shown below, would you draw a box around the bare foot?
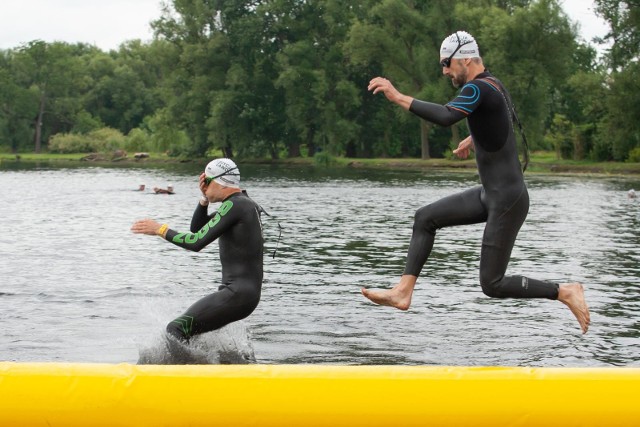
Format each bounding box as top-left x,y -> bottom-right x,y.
558,282 -> 590,334
361,286 -> 412,310
361,276 -> 418,310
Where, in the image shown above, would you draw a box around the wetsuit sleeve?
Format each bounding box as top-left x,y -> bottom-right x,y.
190,203 -> 212,232
409,83 -> 482,126
409,100 -> 465,126
165,200 -> 238,252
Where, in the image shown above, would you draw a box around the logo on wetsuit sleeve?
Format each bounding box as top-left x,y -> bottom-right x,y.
172,200 -> 234,244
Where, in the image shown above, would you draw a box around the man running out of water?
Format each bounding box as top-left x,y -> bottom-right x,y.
361,31 -> 590,334
131,158 -> 264,346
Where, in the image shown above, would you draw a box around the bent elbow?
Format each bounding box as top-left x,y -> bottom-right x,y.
441,117 -> 460,127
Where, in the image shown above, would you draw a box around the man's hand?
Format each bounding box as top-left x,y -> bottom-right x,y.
453,136 -> 474,159
368,77 -> 413,110
198,172 -> 208,194
131,219 -> 163,236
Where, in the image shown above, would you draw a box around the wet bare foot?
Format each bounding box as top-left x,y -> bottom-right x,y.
558,282 -> 590,334
361,276 -> 418,310
361,286 -> 412,310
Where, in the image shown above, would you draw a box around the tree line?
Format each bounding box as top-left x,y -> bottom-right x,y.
0,0 -> 638,162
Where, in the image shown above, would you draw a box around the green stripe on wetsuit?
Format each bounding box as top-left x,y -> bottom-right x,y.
172,200 -> 234,244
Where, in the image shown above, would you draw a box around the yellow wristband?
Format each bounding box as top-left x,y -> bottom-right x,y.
157,223 -> 169,238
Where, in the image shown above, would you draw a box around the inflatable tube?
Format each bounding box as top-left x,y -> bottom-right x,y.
1,363 -> 639,427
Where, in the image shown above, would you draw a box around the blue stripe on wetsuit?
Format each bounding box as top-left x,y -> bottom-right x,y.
446,83 -> 481,113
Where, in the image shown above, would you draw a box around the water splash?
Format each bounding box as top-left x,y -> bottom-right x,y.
137,321 -> 256,365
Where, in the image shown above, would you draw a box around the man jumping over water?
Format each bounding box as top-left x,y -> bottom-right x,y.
361,31 -> 590,334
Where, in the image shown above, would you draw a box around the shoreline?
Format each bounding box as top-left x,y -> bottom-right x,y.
2,152 -> 640,177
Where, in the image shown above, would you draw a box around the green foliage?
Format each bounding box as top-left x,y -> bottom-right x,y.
48,127 -> 126,153
88,128 -> 127,151
602,62 -> 640,161
48,133 -> 96,153
0,0 -> 636,164
125,128 -> 153,153
627,147 -> 640,163
345,0 -> 452,159
313,150 -> 337,167
141,109 -> 192,156
73,110 -> 104,134
544,114 -> 574,159
593,0 -> 640,69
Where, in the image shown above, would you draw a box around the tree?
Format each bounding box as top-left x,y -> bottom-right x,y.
0,55 -> 37,152
274,0 -> 363,158
601,62 -> 640,160
592,0 -> 640,160
83,40 -> 165,135
593,0 -> 640,69
10,41 -> 91,152
346,0 -> 458,159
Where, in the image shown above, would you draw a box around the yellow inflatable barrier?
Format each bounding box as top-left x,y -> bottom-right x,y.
1,363 -> 639,426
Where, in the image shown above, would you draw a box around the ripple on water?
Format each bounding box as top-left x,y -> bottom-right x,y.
0,166 -> 639,365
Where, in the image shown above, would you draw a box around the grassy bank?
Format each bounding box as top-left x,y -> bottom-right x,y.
2,151 -> 640,176
246,151 -> 640,176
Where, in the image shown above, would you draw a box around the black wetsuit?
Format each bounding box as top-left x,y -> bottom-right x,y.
163,191 -> 264,340
405,71 -> 558,299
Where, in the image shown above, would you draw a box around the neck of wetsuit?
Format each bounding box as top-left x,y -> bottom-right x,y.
223,191 -> 242,202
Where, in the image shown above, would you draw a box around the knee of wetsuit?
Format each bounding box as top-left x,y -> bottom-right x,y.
413,205 -> 438,233
166,321 -> 189,342
479,275 -> 507,299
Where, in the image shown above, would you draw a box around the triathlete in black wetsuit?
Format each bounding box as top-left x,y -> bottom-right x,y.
132,158 -> 264,342
361,31 -> 590,334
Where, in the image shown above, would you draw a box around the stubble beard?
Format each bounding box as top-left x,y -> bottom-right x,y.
451,67 -> 468,88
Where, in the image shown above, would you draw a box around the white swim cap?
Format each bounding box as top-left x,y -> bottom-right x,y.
205,158 -> 241,188
440,31 -> 480,59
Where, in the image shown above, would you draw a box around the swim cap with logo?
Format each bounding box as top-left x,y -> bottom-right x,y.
440,31 -> 480,59
205,158 -> 241,188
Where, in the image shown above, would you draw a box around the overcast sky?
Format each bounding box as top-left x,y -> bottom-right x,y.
0,0 -> 609,52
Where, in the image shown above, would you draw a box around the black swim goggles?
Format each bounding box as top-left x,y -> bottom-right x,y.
440,32 -> 473,68
204,166 -> 239,186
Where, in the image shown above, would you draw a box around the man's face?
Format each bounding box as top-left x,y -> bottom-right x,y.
204,180 -> 226,202
441,58 -> 468,88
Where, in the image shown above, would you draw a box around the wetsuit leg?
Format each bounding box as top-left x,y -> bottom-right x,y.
404,186 -> 488,277
478,188 -> 559,299
166,283 -> 260,341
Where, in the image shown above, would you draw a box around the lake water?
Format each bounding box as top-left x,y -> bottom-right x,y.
1,161 -> 639,366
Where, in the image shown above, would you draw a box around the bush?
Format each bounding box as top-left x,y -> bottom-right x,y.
48,127 -> 126,153
48,133 -> 96,153
125,128 -> 153,153
313,150 -> 336,167
88,128 -> 126,152
628,147 -> 640,163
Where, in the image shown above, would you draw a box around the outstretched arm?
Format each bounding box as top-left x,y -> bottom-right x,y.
131,199 -> 238,252
369,76 -> 467,127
